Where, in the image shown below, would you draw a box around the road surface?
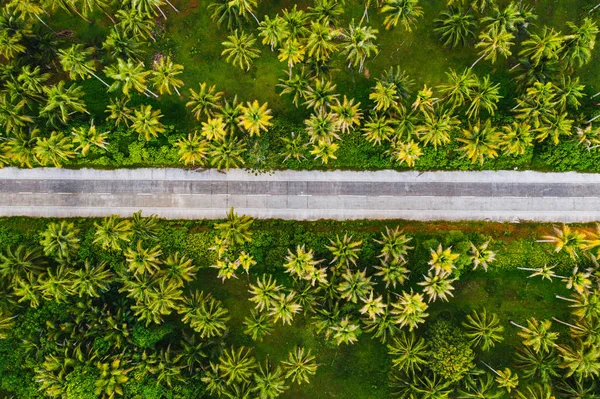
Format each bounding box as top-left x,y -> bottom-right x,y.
1,168 -> 600,222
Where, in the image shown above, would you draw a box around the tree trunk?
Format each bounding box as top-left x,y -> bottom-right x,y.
556,294 -> 577,303
156,5 -> 167,19
174,86 -> 181,96
480,361 -> 500,376
470,53 -> 486,70
249,10 -> 260,24
586,113 -> 600,124
509,62 -> 521,71
509,320 -> 527,330
590,2 -> 600,13
87,69 -> 110,88
34,14 -> 56,33
70,6 -> 92,23
144,88 -> 159,98
551,317 -> 583,331
591,91 -> 600,98
164,0 -> 180,12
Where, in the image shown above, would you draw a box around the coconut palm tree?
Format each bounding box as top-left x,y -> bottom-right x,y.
124,240 -> 162,275
151,56 -> 184,96
17,65 -> 51,99
457,373 -> 502,399
556,342 -> 600,378
277,69 -> 310,107
175,133 -> 209,166
481,364 -> 519,393
70,260 -> 113,298
514,345 -> 560,383
539,225 -> 586,259
253,360 -> 288,398
428,244 -> 459,275
435,6 -> 477,48
419,272 -> 456,303
269,292 -> 302,325
387,331 -> 429,373
337,269 -> 373,303
375,226 -> 413,263
131,104 -> 165,141
514,383 -> 556,399
360,291 -> 387,320
161,253 -> 196,286
310,141 -> 339,164
281,346 -> 317,385
37,264 -> 73,302
209,135 -> 247,170
389,139 -> 423,167
391,290 -> 429,331
105,58 -> 156,98
363,115 -> 394,146
510,318 -> 558,354
472,26 -> 515,69
309,0 -> 345,24
381,0 -> 423,31
0,93 -> 33,136
326,234 -> 363,269
304,79 -> 339,111
555,76 -> 585,112
93,215 -> 132,251
0,244 -> 45,282
463,309 -> 505,351
33,131 -> 76,167
457,119 -> 499,165
40,82 -> 88,126
0,29 -> 25,60
519,263 -> 560,282
238,100 -> 273,137
281,5 -> 309,39
465,76 -> 501,120
214,207 -> 253,245
58,44 -> 110,87
258,15 -> 288,51
278,38 -> 306,71
243,310 -> 274,342
179,290 -> 230,338
330,96 -> 362,134
331,316 -> 362,345
469,241 -> 496,271
284,245 -> 322,280
40,221 -> 80,260
305,21 -> 339,62
499,122 -> 534,156
201,117 -> 227,141
481,1 -> 525,32
103,27 -> 147,61
520,27 -> 565,67
115,7 -> 156,42
416,111 -> 459,149
4,130 -> 38,168
369,81 -> 399,112
95,358 -> 132,398
8,0 -> 55,32
105,97 -> 134,127
71,122 -> 109,156
437,69 -> 477,110
562,18 -> 599,68
280,131 -> 307,162
221,30 -> 261,71
374,259 -> 410,289
341,20 -> 378,72
217,346 -> 257,386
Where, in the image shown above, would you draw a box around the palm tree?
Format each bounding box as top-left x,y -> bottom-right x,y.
0,30 -> 25,60
131,105 -> 165,141
513,383 -> 555,399
283,245 -> 322,279
269,292 -> 302,325
337,269 -> 373,303
253,361 -> 288,399
331,316 -> 362,345
305,21 -> 339,62
556,342 -> 600,378
179,291 -> 230,338
208,0 -> 241,30
391,290 -> 429,331
457,119 -> 499,165
71,123 -> 109,156
238,100 -> 273,137
186,83 -> 223,119
563,18 -> 599,68
469,241 -> 496,271
105,97 -> 133,127
124,240 -> 162,275
40,82 -> 88,126
387,331 -> 429,373
116,7 -> 156,42
419,271 -> 456,303
243,310 -> 274,342
363,115 -> 395,146
499,122 -> 533,156
465,76 -> 501,119
201,117 -> 227,141
428,244 -> 459,275
330,96 -> 362,134
305,111 -> 339,145
229,0 -> 260,23
209,135 -> 247,170
103,27 -> 147,61
281,346 -> 317,385
277,69 -> 310,107
309,0 -> 345,24
17,65 -> 51,99
162,253 -> 197,286
278,38 -> 306,71
258,15 -> 288,51
369,81 -> 398,112
37,264 -> 73,302
0,93 -> 33,136
472,26 -> 515,69
481,363 -> 519,393
514,345 -> 560,383
58,44 -> 110,87
481,1 -> 525,33
131,210 -> 160,241
520,27 -> 565,66
40,221 -> 80,260
326,234 -> 362,269
310,141 -> 339,164
437,69 -> 477,110
389,139 -> 423,167
71,260 -> 113,298
304,79 -> 339,112
4,130 -> 38,168
555,76 -> 585,112
216,346 -> 257,386
435,6 -> 477,48
282,5 -> 309,39
538,225 -> 586,259
518,263 -> 560,282
416,111 -> 459,149
221,30 -> 261,71
456,374 -> 502,399
93,215 -> 132,251
342,20 -> 378,72
8,0 -> 55,32
510,318 -> 558,354
376,226 -> 413,263
381,0 -> 424,31
463,309 -> 505,351
281,132 -> 308,162
0,244 -> 45,282
33,131 -> 76,167
360,291 -> 387,320
152,56 -> 184,96
214,207 -> 253,245
95,358 -> 132,398
105,58 -> 156,98
175,133 -> 209,166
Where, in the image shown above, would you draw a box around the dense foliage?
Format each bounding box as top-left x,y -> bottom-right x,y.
1,213 -> 600,398
1,0 -> 600,171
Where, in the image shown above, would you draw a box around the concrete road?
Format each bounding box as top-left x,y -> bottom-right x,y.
1,168 -> 600,222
